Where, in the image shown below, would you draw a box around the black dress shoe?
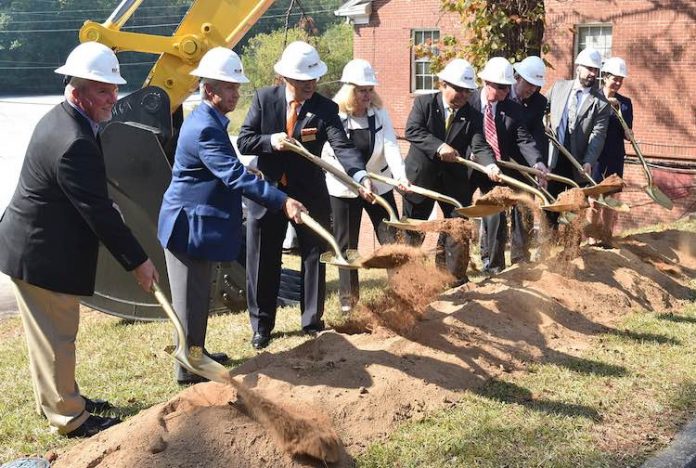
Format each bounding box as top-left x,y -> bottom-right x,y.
66,414 -> 121,438
251,332 -> 271,350
83,396 -> 114,414
176,369 -> 209,385
302,320 -> 325,336
203,350 -> 229,364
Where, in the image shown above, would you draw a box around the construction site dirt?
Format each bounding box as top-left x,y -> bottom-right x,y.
51,228 -> 696,467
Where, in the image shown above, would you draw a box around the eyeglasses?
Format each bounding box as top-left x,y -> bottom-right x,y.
445,81 -> 471,94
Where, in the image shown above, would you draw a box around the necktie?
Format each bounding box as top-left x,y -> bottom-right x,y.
484,103 -> 501,160
286,100 -> 300,137
445,107 -> 456,131
567,89 -> 581,133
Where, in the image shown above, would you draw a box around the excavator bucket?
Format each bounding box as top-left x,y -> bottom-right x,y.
81,87 -> 267,320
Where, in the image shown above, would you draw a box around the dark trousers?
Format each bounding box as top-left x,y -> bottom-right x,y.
330,191 -> 398,307
479,205 -> 533,271
402,186 -> 471,281
246,199 -> 328,336
164,249 -> 212,380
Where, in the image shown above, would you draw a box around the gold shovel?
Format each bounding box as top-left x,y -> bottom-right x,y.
610,105 -> 673,210
454,156 -> 558,211
495,159 -> 587,213
283,140 -> 430,231
545,129 -> 630,212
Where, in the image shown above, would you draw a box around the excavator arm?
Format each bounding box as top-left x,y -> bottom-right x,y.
79,0 -> 275,112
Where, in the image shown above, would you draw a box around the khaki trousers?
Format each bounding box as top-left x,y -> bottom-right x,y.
12,279 -> 89,434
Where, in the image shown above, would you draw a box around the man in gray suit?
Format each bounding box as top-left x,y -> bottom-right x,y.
545,47 -> 610,215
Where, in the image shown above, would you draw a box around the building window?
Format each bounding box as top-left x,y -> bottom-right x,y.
575,24 -> 612,61
412,29 -> 440,93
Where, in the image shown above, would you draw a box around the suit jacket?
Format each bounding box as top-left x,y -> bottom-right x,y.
237,85 -> 365,217
518,91 -> 548,161
321,106 -> 405,197
0,102 -> 147,295
546,79 -> 610,178
404,92 -> 495,204
158,102 -> 286,261
593,93 -> 632,180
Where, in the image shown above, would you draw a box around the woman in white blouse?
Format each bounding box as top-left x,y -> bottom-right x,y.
322,59 -> 408,313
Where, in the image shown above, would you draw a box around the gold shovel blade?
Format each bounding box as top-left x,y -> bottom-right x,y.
454,204 -> 506,217
164,345 -> 231,384
581,184 -> 623,197
382,217 -> 432,232
646,185 -> 674,210
599,196 -> 631,213
542,202 -> 588,213
319,250 -> 363,269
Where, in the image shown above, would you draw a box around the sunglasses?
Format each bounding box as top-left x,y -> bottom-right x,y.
445,81 -> 472,94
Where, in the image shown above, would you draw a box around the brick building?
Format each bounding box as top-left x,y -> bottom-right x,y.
336,0 -> 696,237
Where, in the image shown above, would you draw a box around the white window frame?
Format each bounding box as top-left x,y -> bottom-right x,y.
411,29 -> 440,94
574,23 -> 613,62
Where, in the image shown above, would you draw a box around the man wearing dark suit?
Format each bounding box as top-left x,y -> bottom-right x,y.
158,48 -> 306,383
472,57 -> 546,273
402,59 -> 498,285
237,41 -> 371,349
0,42 -> 158,437
545,47 -> 610,217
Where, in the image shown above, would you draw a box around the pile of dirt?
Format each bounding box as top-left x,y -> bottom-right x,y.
360,243 -> 426,269
335,259 -> 454,335
477,186 -> 523,206
598,173 -> 625,193
555,187 -> 588,211
53,229 -> 696,468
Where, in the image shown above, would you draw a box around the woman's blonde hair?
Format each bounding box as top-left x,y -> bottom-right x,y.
333,83 -> 383,115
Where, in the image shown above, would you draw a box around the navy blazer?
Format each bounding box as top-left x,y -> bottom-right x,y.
158,102 -> 286,261
0,102 -> 147,295
593,93 -> 632,180
237,85 -> 365,218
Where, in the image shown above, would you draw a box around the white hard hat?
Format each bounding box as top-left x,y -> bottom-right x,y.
437,58 -> 476,90
602,56 -> 628,77
575,47 -> 602,69
340,59 -> 378,86
274,41 -> 327,80
513,56 -> 545,87
190,47 -> 249,83
478,57 -> 516,85
54,41 -> 126,85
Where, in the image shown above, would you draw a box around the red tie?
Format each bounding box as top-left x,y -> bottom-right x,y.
286,100 -> 300,137
484,103 -> 501,160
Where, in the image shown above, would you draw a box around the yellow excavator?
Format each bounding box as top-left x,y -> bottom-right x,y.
80,0 -> 301,320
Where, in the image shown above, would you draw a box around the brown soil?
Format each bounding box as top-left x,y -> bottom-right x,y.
477,186 -> 522,206
598,173 -> 625,191
555,187 -> 588,211
359,243 -> 425,269
53,229 -> 696,468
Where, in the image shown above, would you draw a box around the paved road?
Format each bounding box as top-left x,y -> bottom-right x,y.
0,273 -> 17,320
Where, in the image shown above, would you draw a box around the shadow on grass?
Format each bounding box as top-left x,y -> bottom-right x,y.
608,329 -> 681,345
657,313 -> 696,324
476,379 -> 603,421
545,352 -> 629,377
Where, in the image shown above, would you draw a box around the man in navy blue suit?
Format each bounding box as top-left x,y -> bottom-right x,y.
238,41 -> 372,349
158,47 -> 306,383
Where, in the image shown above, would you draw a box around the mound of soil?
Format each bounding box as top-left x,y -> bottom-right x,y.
53,229 -> 696,467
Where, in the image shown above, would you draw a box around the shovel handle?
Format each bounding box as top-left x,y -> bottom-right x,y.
609,105 -> 654,186
367,172 -> 463,209
284,140 -> 398,221
544,129 -> 598,187
151,281 -> 187,344
496,159 -> 579,188
299,211 -> 347,263
455,156 -> 550,205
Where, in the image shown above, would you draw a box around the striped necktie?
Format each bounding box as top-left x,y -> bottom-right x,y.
484,103 -> 501,160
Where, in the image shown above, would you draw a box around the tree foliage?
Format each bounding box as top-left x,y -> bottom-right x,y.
0,0 -> 344,95
415,0 -> 546,73
242,22 -> 353,98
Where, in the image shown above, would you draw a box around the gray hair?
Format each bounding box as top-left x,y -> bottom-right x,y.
199,78 -> 222,100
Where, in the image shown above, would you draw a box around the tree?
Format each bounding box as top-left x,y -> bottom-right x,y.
415,0 -> 546,73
